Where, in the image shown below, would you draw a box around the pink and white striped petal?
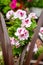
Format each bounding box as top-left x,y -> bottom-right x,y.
15,27 -> 29,40
21,18 -> 32,27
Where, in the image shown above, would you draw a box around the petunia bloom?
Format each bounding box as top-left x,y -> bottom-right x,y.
15,27 -> 29,40
12,0 -> 17,2
39,27 -> 43,41
14,9 -> 27,19
6,10 -> 15,19
28,12 -> 37,19
40,27 -> 43,34
21,18 -> 32,27
10,37 -> 15,45
10,1 -> 17,9
10,37 -> 20,48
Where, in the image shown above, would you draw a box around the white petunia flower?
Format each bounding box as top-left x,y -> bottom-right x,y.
14,9 -> 27,19
21,18 -> 32,27
6,10 -> 15,19
33,44 -> 38,53
15,27 -> 29,40
10,37 -> 20,48
10,37 -> 15,45
12,12 -> 18,19
28,12 -> 37,19
40,27 -> 43,34
39,27 -> 43,41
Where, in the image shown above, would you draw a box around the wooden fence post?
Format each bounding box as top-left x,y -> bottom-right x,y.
0,13 -> 14,65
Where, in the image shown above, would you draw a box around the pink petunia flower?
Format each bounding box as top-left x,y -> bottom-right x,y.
12,0 -> 17,2
15,27 -> 29,40
21,18 -> 32,27
39,27 -> 43,41
40,27 -> 43,34
10,37 -> 15,45
6,10 -> 15,19
28,12 -> 37,19
10,37 -> 20,48
10,1 -> 17,9
14,9 -> 27,19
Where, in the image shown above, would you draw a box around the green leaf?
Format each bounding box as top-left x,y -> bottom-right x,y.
3,6 -> 11,14
19,38 -> 30,46
12,46 -> 23,56
0,0 -> 11,5
29,31 -> 34,38
34,46 -> 43,59
8,19 -> 22,39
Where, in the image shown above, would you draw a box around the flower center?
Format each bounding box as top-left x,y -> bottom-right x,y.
25,32 -> 27,34
25,20 -> 29,23
10,40 -> 12,42
9,12 -> 11,15
21,34 -> 24,37
12,3 -> 15,6
18,29 -> 22,33
20,12 -> 24,17
40,30 -> 43,34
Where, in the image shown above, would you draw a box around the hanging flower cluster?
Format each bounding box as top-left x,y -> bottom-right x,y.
6,9 -> 27,19
6,9 -> 37,55
6,9 -> 37,47
6,9 -> 37,20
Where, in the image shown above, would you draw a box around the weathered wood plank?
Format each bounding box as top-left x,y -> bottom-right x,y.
30,60 -> 43,65
0,13 -> 14,65
33,53 -> 43,65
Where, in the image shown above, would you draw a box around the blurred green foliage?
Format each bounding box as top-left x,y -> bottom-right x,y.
0,51 -> 4,65
22,0 -> 43,8
34,46 -> 43,59
0,0 -> 11,15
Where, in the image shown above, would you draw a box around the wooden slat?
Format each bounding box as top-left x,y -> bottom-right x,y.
19,44 -> 28,65
33,53 -> 43,65
30,60 -> 43,65
24,11 -> 43,65
0,13 -> 14,65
